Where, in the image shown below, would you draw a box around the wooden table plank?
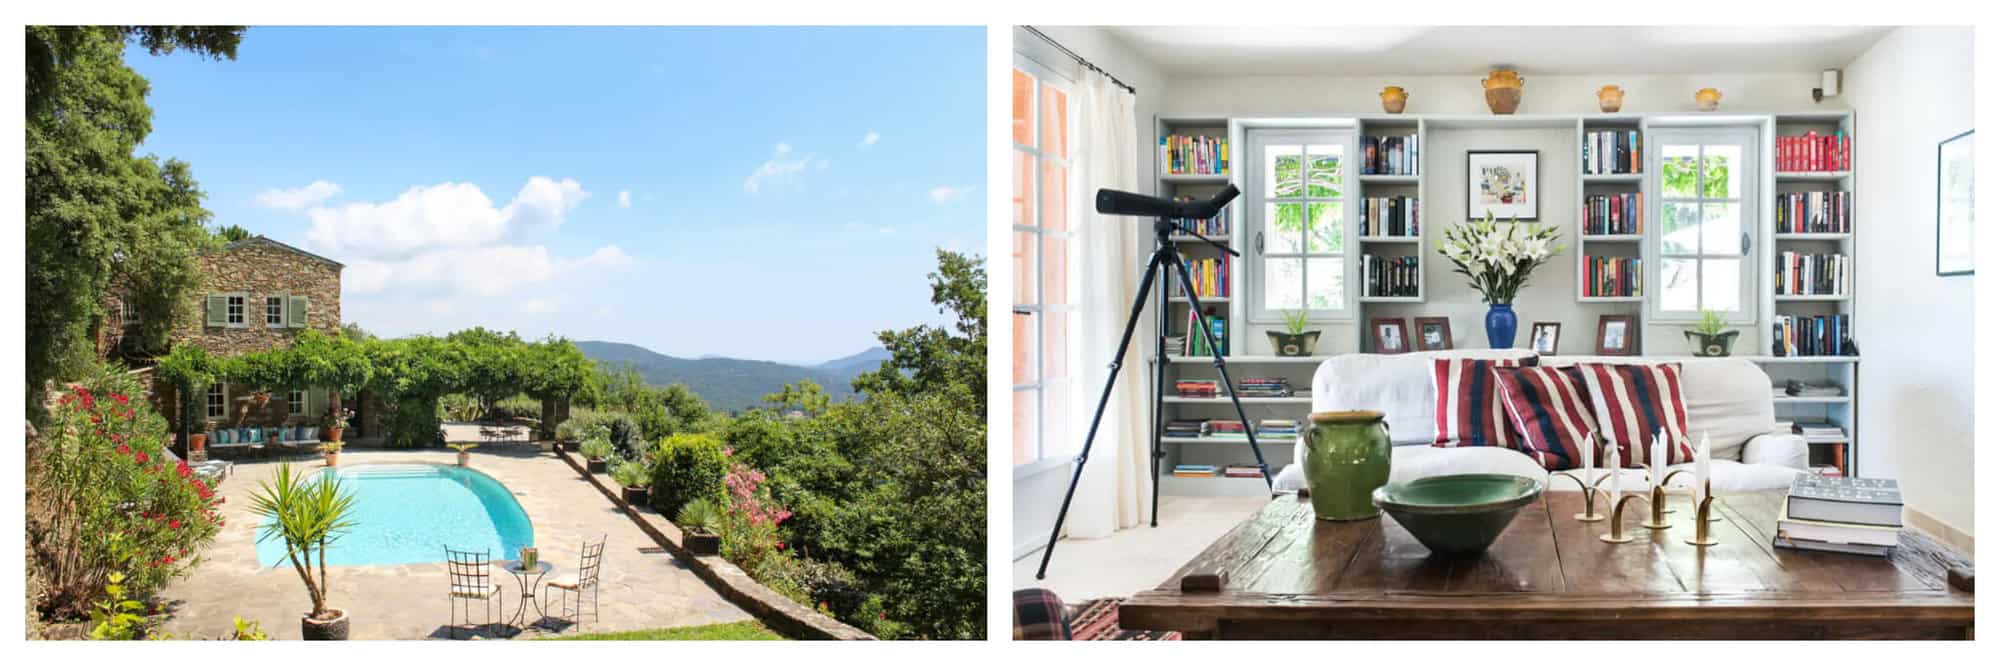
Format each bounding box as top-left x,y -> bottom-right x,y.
1153,493 -> 1308,592
1545,492 -> 1686,595
1229,498 -> 1371,594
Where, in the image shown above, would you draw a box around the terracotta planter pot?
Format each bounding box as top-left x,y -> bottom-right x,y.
457,451 -> 471,467
587,458 -> 607,474
1379,86 -> 1408,114
324,452 -> 339,467
1597,85 -> 1625,113
189,433 -> 207,453
685,531 -> 722,555
325,428 -> 344,443
1482,69 -> 1524,114
1695,87 -> 1722,111
622,485 -> 649,506
301,608 -> 349,640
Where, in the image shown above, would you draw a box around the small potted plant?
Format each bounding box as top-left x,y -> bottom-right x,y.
1267,309 -> 1321,357
612,459 -> 651,505
322,407 -> 352,444
248,464 -> 358,640
191,419 -> 213,455
1686,309 -> 1739,357
320,441 -> 343,467
579,426 -> 613,474
675,496 -> 723,555
449,442 -> 477,467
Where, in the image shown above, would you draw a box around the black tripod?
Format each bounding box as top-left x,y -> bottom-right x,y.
1035,185 -> 1274,580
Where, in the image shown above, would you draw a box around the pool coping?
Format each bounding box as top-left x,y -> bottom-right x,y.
554,448 -> 875,641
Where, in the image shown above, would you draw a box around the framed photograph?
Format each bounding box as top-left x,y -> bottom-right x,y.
1466,150 -> 1539,219
1595,315 -> 1636,356
1370,318 -> 1410,355
1530,322 -> 1562,355
1937,129 -> 1974,276
1413,317 -> 1453,351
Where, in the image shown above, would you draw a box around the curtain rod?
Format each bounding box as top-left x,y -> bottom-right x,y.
1022,26 -> 1136,95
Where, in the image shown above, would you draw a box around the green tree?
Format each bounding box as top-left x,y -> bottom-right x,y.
852,249 -> 987,411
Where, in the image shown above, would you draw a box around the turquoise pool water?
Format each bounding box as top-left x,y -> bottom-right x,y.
255,464 -> 534,567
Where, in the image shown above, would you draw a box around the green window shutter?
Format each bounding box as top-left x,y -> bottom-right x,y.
289,296 -> 308,328
205,295 -> 228,327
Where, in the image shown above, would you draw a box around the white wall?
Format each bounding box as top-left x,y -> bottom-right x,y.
1012,26 -> 1166,560
1843,27 -> 1975,538
1161,73 -> 1834,116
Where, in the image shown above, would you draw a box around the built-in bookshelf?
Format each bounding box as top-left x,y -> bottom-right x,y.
1356,117 -> 1427,353
1575,116 -> 1647,330
1763,110 -> 1859,477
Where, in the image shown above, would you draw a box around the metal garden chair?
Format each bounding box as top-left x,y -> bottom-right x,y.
542,535 -> 606,630
445,547 -> 504,639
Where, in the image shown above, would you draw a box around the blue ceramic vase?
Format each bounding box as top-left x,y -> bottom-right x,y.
1485,303 -> 1518,348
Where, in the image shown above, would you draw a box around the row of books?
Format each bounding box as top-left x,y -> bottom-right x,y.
1177,309 -> 1228,357
1163,418 -> 1302,440
1235,378 -> 1294,398
1174,379 -> 1220,399
1173,255 -> 1231,298
1776,252 -> 1852,296
1776,191 -> 1852,234
1172,464 -> 1267,478
1164,419 -> 1209,438
1582,129 -> 1643,175
1582,256 -> 1642,297
1773,475 -> 1899,557
1774,314 -> 1855,357
1362,254 -> 1420,297
1360,134 -> 1419,176
1162,134 -> 1228,175
1360,196 -> 1420,237
1582,193 -> 1644,236
1169,196 -> 1231,236
1779,131 -> 1851,173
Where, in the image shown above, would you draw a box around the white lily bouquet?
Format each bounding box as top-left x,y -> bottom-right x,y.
1436,212 -> 1565,304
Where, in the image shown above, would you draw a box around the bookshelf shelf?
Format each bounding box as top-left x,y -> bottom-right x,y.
1166,296 -> 1229,304
1775,294 -> 1852,302
1582,173 -> 1643,183
1162,395 -> 1313,405
1777,170 -> 1852,181
1161,355 -> 1329,364
1358,235 -> 1422,243
1775,233 -> 1853,241
1757,356 -> 1861,364
1158,474 -> 1273,497
1358,296 -> 1423,304
1578,296 -> 1643,303
1773,396 -> 1852,405
1770,110 -> 1859,478
1359,174 -> 1419,184
1161,173 -> 1230,184
1159,436 -> 1294,445
1581,234 -> 1643,242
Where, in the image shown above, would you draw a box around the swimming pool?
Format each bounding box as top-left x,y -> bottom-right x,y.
255,464 -> 535,567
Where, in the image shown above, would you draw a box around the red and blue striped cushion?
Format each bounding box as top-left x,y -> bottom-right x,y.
1571,362 -> 1694,467
1489,365 -> 1599,470
1430,356 -> 1536,450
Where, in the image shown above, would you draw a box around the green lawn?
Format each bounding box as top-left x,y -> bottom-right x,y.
538,620 -> 785,641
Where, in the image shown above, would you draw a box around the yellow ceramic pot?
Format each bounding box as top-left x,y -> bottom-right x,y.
1597,85 -> 1624,113
1696,88 -> 1722,112
1380,86 -> 1408,114
1482,69 -> 1523,114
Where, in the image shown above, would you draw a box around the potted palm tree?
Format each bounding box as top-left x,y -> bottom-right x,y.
449,442 -> 477,467
613,459 -> 651,505
675,496 -> 724,555
579,426 -> 613,474
248,464 -> 358,640
1267,309 -> 1321,357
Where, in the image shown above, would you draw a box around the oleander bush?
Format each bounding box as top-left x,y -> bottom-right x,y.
649,433 -> 729,517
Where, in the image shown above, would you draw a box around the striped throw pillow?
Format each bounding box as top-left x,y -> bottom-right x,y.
1571,362 -> 1694,467
1430,356 -> 1537,449
1489,365 -> 1599,470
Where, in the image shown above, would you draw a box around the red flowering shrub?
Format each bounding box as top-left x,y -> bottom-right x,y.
28,378 -> 224,618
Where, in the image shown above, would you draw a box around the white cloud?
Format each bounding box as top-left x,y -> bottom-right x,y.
340,243 -> 632,298
255,180 -> 342,211
859,131 -> 880,149
303,177 -> 587,260
927,185 -> 974,204
618,190 -> 632,208
743,143 -> 815,194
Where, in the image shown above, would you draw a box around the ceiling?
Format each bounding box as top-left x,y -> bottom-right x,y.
1100,26 -> 1893,76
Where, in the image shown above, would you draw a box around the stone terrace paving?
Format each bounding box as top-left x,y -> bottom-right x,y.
156,433 -> 750,639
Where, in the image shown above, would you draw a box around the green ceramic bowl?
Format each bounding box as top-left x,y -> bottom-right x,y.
1370,474 -> 1545,557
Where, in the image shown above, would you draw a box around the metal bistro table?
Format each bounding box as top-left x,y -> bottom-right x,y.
499,559 -> 556,632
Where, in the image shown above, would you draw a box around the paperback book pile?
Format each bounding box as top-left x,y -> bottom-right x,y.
1170,196 -> 1231,236
1780,131 -> 1851,172
1180,309 -> 1228,357
1772,382 -> 1845,399
1235,378 -> 1293,398
1583,256 -> 1641,297
1162,134 -> 1228,175
1774,475 -> 1901,557
1583,193 -> 1643,235
1256,419 -> 1300,439
1175,379 -> 1220,399
1361,133 -> 1419,175
1793,421 -> 1849,443
1363,254 -> 1420,297
1361,196 -> 1420,237
1208,420 -> 1248,440
1174,255 -> 1231,298
1164,419 -> 1209,439
1774,314 -> 1854,357
1171,464 -> 1219,478
1222,464 -> 1266,478
1777,252 -> 1851,296
1583,129 -> 1642,175
1776,191 -> 1852,234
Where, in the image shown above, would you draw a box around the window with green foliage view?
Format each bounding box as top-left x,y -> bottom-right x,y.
1653,127 -> 1757,322
1249,129 -> 1350,322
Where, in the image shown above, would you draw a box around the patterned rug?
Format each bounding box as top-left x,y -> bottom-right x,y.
1068,598 -> 1181,641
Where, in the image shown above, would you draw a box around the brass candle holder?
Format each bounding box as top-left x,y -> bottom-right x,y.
1552,470 -> 1607,522
1684,491 -> 1720,547
1692,480 -> 1721,522
1641,469 -> 1689,530
1599,493 -> 1648,543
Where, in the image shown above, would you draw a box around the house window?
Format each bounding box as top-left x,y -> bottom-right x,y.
226,295 -> 246,327
206,383 -> 226,419
1652,127 -> 1758,322
1012,55 -> 1076,469
288,389 -> 306,416
266,296 -> 286,327
1248,129 -> 1350,322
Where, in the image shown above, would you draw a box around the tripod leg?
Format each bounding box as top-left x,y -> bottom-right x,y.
1150,250 -> 1169,528
1170,259 -> 1276,488
1035,253 -> 1166,580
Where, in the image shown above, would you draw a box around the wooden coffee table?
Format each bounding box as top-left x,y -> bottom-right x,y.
1121,491 -> 1973,639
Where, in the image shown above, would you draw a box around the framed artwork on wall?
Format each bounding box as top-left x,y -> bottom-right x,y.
1595,315 -> 1636,356
1370,318 -> 1410,354
1937,129 -> 1975,276
1413,317 -> 1453,351
1466,150 -> 1539,219
1530,322 -> 1562,355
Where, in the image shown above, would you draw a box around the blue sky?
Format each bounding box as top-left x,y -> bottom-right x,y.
128,26 -> 984,364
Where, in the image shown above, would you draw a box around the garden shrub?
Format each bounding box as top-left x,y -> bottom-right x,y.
382,395 -> 444,448
603,412 -> 643,459
648,433 -> 728,517
436,392 -> 482,422
27,373 -> 224,618
758,556 -> 865,620
714,462 -> 792,584
633,402 -> 677,443
490,394 -> 540,421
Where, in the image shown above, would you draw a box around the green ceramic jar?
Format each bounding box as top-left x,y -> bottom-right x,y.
1304,410 -> 1393,521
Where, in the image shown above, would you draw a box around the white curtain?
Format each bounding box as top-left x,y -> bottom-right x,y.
1065,71 -> 1146,539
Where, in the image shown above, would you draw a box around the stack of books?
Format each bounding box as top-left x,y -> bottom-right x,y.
1776,191 -> 1852,234
1164,419 -> 1209,439
1174,255 -> 1230,298
1222,464 -> 1266,479
1162,135 -> 1228,175
1171,464 -> 1219,478
1175,379 -> 1220,399
1583,256 -> 1642,297
1779,130 -> 1851,172
1208,420 -> 1248,440
1361,134 -> 1418,175
1774,475 -> 1902,557
1793,420 -> 1849,443
1236,378 -> 1293,398
1256,419 -> 1299,439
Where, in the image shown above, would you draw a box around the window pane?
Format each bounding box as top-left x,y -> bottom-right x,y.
1661,202 -> 1701,255
1263,257 -> 1304,311
1012,231 -> 1034,305
1040,82 -> 1068,160
1041,235 -> 1068,306
1041,309 -> 1067,382
1012,311 -> 1036,385
1306,203 -> 1342,253
1013,389 -> 1038,465
1305,145 -> 1342,197
1011,69 -> 1034,147
1266,145 -> 1302,198
1043,380 -> 1071,458
1701,203 -> 1742,256
1013,151 -> 1033,228
1305,257 -> 1344,309
1702,145 -> 1741,199
1661,144 -> 1700,198
1701,258 -> 1742,311
1041,161 -> 1068,233
1661,258 -> 1699,311
1266,203 -> 1304,253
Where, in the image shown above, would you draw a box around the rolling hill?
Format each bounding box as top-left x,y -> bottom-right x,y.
574,340 -> 886,413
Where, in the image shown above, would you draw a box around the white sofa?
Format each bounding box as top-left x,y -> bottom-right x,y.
1274,350 -> 1809,494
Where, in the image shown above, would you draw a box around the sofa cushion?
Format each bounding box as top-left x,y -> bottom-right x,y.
1539,356 -> 1772,461
1430,356 -> 1536,450
1312,349 -> 1540,445
214,428 -> 233,445
1490,365 -> 1598,470
1570,362 -> 1693,467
